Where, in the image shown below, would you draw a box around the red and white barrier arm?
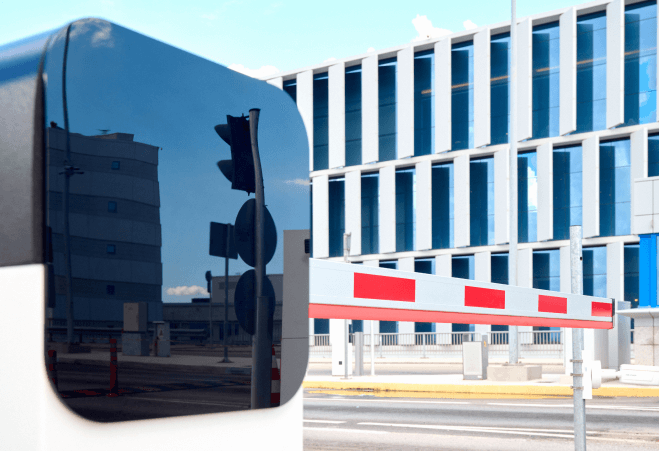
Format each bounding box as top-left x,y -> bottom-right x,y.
309,259 -> 614,330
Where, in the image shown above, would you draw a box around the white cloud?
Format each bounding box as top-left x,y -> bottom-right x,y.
412,14 -> 452,42
228,63 -> 280,79
166,285 -> 209,296
463,20 -> 478,30
324,57 -> 337,63
367,47 -> 375,53
284,178 -> 310,186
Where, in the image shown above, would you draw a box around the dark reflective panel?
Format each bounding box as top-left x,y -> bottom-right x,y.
43,19 -> 308,421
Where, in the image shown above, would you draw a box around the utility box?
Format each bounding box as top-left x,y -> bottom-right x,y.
463,336 -> 488,380
152,321 -> 171,357
124,302 -> 147,332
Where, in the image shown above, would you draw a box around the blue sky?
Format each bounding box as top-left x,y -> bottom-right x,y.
5,0 -> 588,76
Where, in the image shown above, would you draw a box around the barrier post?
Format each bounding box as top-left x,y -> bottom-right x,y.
107,338 -> 119,397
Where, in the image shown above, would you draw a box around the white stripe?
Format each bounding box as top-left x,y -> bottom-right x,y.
304,398 -> 469,405
357,422 -> 574,439
487,402 -> 659,412
303,420 -> 346,424
303,427 -> 387,434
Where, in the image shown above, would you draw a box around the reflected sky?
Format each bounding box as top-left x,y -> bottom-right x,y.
44,20 -> 308,304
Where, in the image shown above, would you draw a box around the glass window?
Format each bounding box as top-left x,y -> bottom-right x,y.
649,133 -> 659,176
553,145 -> 583,240
470,157 -> 494,246
532,22 -> 560,139
452,255 -> 475,332
600,138 -> 631,237
624,243 -> 639,331
576,11 -> 607,133
313,72 -> 329,170
111,160 -> 120,170
328,177 -> 345,257
396,167 -> 416,252
533,249 -> 560,291
583,246 -> 607,297
106,244 -> 116,254
379,58 -> 397,161
452,41 -> 474,150
283,78 -> 297,103
107,200 -> 117,213
624,1 -> 657,126
106,284 -> 115,295
414,49 -> 434,156
314,318 -> 329,334
490,253 -> 509,332
432,162 -> 454,249
361,172 -> 379,255
379,260 -> 398,335
491,33 -> 510,145
518,152 -> 538,243
345,65 -> 362,166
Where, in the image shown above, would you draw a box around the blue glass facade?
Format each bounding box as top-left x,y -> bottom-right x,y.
491,33 -> 510,145
533,249 -> 561,333
576,12 -> 607,133
624,1 -> 657,126
491,253 -> 509,333
432,162 -> 454,249
415,50 -> 435,156
345,65 -> 362,167
518,152 -> 538,243
313,72 -> 329,170
532,22 -> 560,139
625,244 -> 640,310
452,255 -> 475,332
379,58 -> 397,161
283,78 -> 296,103
470,157 -> 494,246
328,177 -> 345,258
600,139 -> 631,237
396,167 -> 416,252
452,41 -> 474,150
583,246 -> 607,297
649,133 -> 659,176
361,172 -> 379,255
553,145 -> 583,240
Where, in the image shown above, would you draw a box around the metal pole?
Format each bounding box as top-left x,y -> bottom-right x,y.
209,275 -> 213,347
370,321 -> 375,376
343,233 -> 351,379
249,108 -> 272,409
570,225 -> 586,451
508,0 -> 519,365
223,225 -> 231,363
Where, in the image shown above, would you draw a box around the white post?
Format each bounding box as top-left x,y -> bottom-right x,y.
509,0 -> 519,364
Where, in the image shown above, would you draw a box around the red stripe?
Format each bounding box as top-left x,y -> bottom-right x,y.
591,301 -> 613,317
465,286 -> 505,309
308,304 -> 613,330
354,273 -> 415,302
538,295 -> 567,314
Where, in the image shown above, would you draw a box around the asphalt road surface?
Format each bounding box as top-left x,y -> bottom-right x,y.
303,391 -> 659,450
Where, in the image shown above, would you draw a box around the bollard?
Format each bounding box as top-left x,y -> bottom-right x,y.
47,350 -> 58,391
107,338 -> 119,397
270,346 -> 280,407
354,332 -> 364,376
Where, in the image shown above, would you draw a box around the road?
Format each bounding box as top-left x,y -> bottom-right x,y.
303,391 -> 659,450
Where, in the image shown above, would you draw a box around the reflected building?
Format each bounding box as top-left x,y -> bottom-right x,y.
47,126 -> 163,337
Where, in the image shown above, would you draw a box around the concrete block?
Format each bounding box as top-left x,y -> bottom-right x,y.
635,345 -> 655,366
487,365 -> 542,381
122,331 -> 149,356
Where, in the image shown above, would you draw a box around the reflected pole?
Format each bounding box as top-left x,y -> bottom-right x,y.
223,225 -> 231,363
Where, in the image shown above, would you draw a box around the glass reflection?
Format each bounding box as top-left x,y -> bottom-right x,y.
44,19 -> 308,421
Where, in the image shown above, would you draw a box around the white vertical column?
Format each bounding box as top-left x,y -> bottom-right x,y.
607,0 -> 625,128
518,18 -> 533,141
362,55 -> 379,164
328,62 -> 346,169
631,128 -> 649,234
364,258 -> 381,336
560,245 -> 572,373
537,142 -> 554,242
559,7 -> 577,136
345,170 -> 362,256
397,256 -> 415,334
474,28 -> 491,148
309,318 -> 314,346
379,165 -> 396,253
474,251 -> 492,336
397,46 -> 415,159
416,160 -> 432,251
435,38 -> 452,152
517,247 -> 534,342
297,70 -> 314,172
583,135 -> 600,238
494,145 -> 510,244
312,174 -> 329,258
454,155 -> 470,247
607,241 -> 625,369
330,318 -> 351,376
435,254 -> 453,333
267,77 -> 283,89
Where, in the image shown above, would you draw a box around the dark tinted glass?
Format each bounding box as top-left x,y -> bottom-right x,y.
43,20 -> 309,421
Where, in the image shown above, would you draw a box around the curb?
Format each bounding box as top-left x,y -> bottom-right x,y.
302,381 -> 659,398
